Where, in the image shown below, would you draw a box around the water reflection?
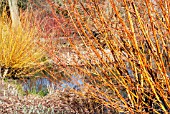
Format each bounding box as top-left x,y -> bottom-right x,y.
22,75 -> 83,95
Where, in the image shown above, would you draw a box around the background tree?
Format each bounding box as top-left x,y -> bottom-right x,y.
0,0 -> 28,28
8,0 -> 20,28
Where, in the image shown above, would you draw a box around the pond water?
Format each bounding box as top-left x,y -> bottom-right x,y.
22,75 -> 83,95
21,64 -> 133,96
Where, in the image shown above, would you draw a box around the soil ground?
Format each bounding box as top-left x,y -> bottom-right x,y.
0,79 -> 73,114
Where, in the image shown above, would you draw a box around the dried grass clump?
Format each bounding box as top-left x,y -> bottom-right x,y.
0,12 -> 44,79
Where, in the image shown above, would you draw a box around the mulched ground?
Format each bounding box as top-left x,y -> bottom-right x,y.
0,79 -> 113,114
0,80 -> 75,114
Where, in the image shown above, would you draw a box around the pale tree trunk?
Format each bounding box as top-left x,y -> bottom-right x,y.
8,0 -> 21,28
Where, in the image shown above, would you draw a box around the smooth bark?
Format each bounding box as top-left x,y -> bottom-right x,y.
8,0 -> 21,28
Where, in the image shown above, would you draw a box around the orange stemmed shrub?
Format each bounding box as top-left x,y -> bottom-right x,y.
45,0 -> 170,113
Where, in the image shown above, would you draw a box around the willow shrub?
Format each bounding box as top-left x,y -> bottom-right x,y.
65,0 -> 170,113
0,12 -> 44,79
43,0 -> 170,113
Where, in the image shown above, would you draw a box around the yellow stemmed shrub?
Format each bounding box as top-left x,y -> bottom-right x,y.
0,12 -> 44,78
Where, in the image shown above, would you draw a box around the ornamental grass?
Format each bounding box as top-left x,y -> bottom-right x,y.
0,11 -> 44,79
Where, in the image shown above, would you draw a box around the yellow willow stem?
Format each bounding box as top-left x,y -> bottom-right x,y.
131,1 -> 168,112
